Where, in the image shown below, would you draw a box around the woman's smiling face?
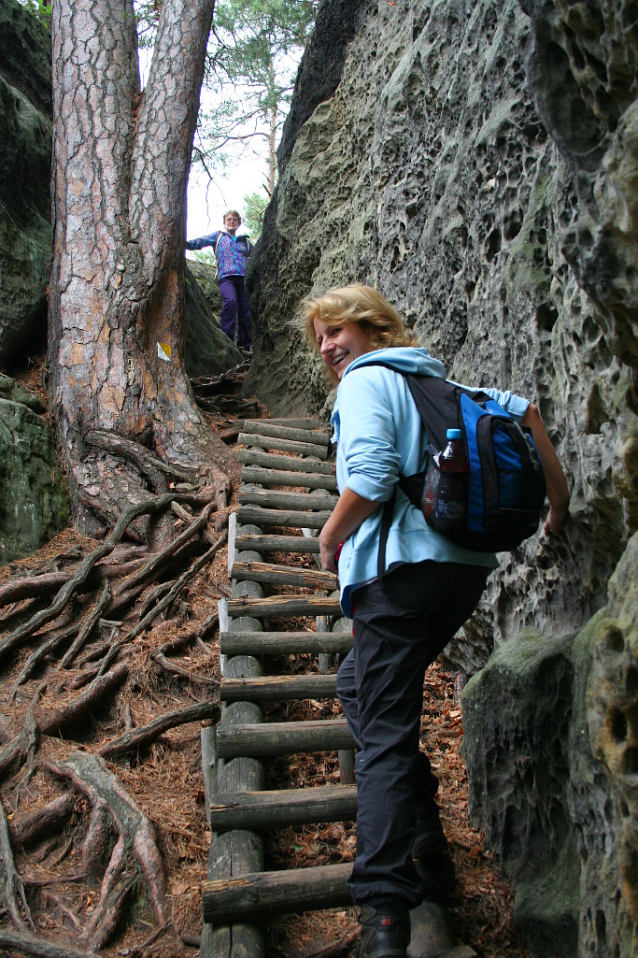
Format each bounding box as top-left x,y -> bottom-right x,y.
314,318 -> 374,380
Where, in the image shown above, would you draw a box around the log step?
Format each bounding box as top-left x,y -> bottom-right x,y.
227,595 -> 342,618
237,449 -> 335,476
240,466 -> 338,492
235,534 -> 320,554
230,560 -> 337,591
236,505 -> 331,530
220,674 -> 338,702
216,719 -> 354,758
242,421 -> 331,446
238,488 -> 338,511
209,785 -> 358,831
202,862 -> 352,923
219,630 -> 352,657
244,418 -> 325,431
238,433 -> 329,459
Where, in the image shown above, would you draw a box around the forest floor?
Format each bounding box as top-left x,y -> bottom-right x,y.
0,360 -> 528,958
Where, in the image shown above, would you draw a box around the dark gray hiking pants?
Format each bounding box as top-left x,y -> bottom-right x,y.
337,559 -> 489,907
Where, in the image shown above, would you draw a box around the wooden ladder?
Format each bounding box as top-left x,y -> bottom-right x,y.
199,419 -> 476,958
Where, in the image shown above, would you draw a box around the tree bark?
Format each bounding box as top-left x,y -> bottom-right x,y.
49,0 -> 230,537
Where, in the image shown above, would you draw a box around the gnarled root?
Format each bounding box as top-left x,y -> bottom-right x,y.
47,752 -> 167,950
0,794 -> 34,931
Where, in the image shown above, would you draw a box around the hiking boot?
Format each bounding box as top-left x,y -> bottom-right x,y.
357,902 -> 410,958
412,809 -> 455,899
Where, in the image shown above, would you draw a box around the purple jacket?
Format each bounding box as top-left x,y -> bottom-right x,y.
185,231 -> 252,280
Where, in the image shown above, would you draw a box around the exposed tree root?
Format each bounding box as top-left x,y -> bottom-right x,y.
47,752 -> 167,949
0,930 -> 94,957
0,493 -> 198,660
152,649 -> 218,685
10,795 -> 75,848
58,583 -> 112,670
0,572 -> 71,608
0,795 -> 34,932
85,430 -> 195,490
37,664 -> 129,737
99,698 -> 219,758
13,623 -> 81,691
0,715 -> 38,780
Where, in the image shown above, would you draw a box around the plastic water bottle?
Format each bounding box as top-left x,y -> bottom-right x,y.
422,428 -> 469,538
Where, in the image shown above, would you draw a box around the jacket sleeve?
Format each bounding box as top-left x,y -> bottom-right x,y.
185,231 -> 220,251
483,388 -> 529,421
338,372 -> 401,503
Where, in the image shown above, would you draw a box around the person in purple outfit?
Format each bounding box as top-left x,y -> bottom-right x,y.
186,210 -> 253,354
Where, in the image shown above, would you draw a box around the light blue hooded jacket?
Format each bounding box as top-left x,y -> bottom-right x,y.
332,347 -> 530,617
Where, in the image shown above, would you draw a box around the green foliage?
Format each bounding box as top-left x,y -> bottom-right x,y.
195,0 -> 319,184
17,0 -> 51,17
242,190 -> 269,239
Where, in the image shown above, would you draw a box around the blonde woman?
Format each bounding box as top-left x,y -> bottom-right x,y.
303,285 -> 569,958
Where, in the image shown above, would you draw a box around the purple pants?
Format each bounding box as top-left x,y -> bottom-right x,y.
219,276 -> 252,349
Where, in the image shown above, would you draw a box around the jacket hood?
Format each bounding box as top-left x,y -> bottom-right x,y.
343,346 -> 447,380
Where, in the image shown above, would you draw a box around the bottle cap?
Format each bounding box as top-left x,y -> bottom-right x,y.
446,428 -> 462,440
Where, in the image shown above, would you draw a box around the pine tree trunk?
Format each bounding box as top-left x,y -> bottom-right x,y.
49,0 -> 230,537
267,103 -> 278,196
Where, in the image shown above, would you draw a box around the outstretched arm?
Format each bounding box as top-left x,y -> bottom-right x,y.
521,404 -> 570,538
185,232 -> 219,251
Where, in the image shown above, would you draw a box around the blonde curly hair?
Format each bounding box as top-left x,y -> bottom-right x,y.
301,285 -> 418,384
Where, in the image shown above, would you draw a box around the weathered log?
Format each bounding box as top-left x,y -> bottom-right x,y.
0,572 -> 72,609
231,561 -> 337,591
238,488 -> 337,511
0,493 -> 193,659
0,931 -> 95,958
240,467 -> 338,492
10,794 -> 75,847
99,698 -> 219,757
241,421 -> 330,446
237,506 -> 331,529
238,434 -> 328,459
219,630 -> 353,657
220,674 -> 338,702
237,449 -> 334,475
216,719 -> 354,759
245,418 -> 324,429
227,596 -> 342,618
209,785 -> 357,832
235,534 -> 320,554
202,862 -> 352,923
38,663 -> 129,737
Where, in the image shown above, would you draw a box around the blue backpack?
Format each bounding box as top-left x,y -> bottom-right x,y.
372,366 -> 547,577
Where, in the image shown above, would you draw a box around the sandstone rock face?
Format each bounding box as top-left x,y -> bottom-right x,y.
0,0 -> 51,368
245,0 -> 638,953
184,263 -> 243,378
0,380 -> 67,562
247,0 -> 631,662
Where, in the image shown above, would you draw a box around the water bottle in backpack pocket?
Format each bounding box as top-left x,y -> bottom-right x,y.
422,428 -> 469,539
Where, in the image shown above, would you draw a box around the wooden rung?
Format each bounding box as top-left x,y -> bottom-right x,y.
242,421 -> 331,446
216,719 -> 355,758
235,535 -> 320,554
244,418 -> 325,430
240,467 -> 338,492
237,450 -> 335,476
219,631 -> 352,656
209,785 -> 358,831
239,488 -> 338,511
231,561 -> 337,591
221,673 -> 338,702
202,862 -> 352,924
227,596 -> 342,618
236,506 -> 331,530
238,434 -> 329,459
